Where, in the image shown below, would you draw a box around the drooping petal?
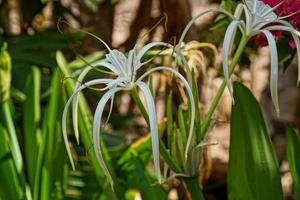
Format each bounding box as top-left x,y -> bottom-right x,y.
222,20 -> 240,103
93,87 -> 122,188
137,66 -> 195,160
261,30 -> 280,116
135,81 -> 161,183
177,9 -> 234,47
62,78 -> 112,170
73,66 -> 93,144
136,42 -> 173,70
137,41 -> 173,59
265,24 -> 300,85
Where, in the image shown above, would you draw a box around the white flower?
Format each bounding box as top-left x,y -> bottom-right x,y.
176,0 -> 300,116
62,39 -> 195,188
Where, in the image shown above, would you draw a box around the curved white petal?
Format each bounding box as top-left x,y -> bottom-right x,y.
137,66 -> 195,160
177,9 -> 234,47
93,87 -> 122,187
62,78 -> 112,170
234,3 -> 244,19
73,66 -> 93,144
136,42 -> 173,62
135,81 -> 161,183
265,25 -> 300,86
91,60 -> 120,75
261,30 -> 280,116
222,20 -> 240,103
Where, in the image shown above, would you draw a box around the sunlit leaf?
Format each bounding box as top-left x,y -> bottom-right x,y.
286,125 -> 300,200
228,82 -> 283,200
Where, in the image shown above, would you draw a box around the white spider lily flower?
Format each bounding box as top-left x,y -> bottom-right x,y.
62,40 -> 195,188
221,0 -> 300,116
176,0 -> 300,116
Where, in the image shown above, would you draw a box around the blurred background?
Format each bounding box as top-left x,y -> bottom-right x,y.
0,0 -> 300,199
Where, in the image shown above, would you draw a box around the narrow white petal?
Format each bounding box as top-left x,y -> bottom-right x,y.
222,20 -> 240,103
126,50 -> 134,75
73,66 -> 93,144
93,87 -> 122,187
242,5 -> 252,34
177,9 -> 234,47
291,34 -> 300,85
137,42 -> 173,61
265,25 -> 300,85
135,42 -> 173,71
62,78 -> 112,170
106,50 -> 127,75
135,81 -> 161,183
137,66 -> 195,160
261,30 -> 280,116
234,3 -> 244,19
91,60 -> 120,74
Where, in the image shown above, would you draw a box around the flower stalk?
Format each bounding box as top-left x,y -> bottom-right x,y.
201,35 -> 249,137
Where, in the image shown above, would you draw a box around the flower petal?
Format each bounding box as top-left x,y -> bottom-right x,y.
222,20 -> 240,103
135,81 -> 161,183
91,60 -> 120,75
136,42 -> 173,70
137,66 -> 195,160
261,29 -> 280,116
93,87 -> 122,188
62,78 -> 112,170
265,24 -> 300,85
106,50 -> 127,75
73,66 -> 93,144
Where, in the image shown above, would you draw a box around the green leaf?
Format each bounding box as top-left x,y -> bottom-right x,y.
286,125 -> 300,200
178,105 -> 187,147
40,69 -> 66,200
166,92 -> 173,148
0,100 -> 23,173
0,123 -> 24,199
23,66 -> 41,189
228,82 -> 283,200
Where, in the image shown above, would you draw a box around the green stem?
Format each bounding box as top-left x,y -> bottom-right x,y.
200,35 -> 249,138
183,176 -> 205,200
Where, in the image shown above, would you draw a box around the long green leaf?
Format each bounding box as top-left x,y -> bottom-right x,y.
40,69 -> 66,200
286,125 -> 300,200
228,82 -> 283,200
23,66 -> 41,189
0,100 -> 23,173
0,123 -> 24,199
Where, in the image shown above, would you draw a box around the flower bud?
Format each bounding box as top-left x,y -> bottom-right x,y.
0,42 -> 12,102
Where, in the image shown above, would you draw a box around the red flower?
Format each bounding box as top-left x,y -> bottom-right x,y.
253,0 -> 300,48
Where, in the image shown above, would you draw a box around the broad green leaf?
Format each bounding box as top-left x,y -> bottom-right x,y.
23,66 -> 41,189
228,82 -> 283,200
286,125 -> 300,200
